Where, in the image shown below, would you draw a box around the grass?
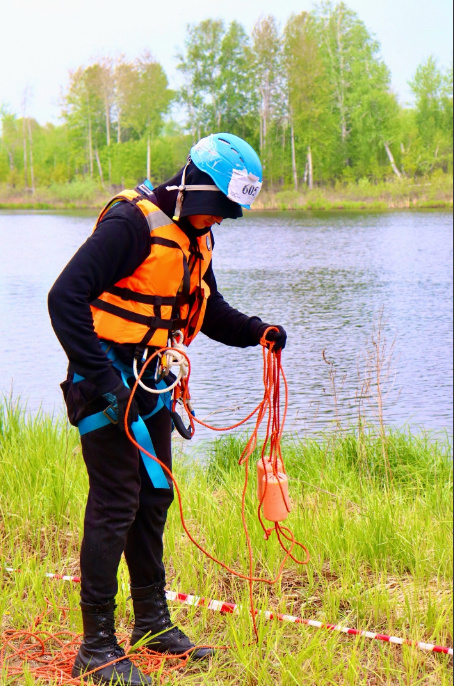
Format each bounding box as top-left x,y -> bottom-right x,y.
0,395 -> 452,684
255,174 -> 453,211
0,174 -> 452,211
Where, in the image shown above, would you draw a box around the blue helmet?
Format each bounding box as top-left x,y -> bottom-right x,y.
190,133 -> 263,210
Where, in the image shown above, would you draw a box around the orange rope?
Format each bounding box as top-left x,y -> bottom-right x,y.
125,330 -> 310,640
0,599 -> 226,683
1,334 -> 310,682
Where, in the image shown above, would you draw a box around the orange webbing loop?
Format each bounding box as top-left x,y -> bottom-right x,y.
124,330 -> 309,640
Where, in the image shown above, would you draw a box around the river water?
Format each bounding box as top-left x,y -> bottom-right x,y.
0,209 -> 452,439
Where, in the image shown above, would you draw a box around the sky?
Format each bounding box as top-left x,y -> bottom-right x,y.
1,0 -> 452,125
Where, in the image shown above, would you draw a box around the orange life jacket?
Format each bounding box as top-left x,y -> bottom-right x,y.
90,189 -> 213,349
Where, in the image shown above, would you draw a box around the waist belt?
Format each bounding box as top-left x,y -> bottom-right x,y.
74,343 -> 171,490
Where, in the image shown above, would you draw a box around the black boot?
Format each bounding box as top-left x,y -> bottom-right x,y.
130,583 -> 215,661
72,600 -> 153,685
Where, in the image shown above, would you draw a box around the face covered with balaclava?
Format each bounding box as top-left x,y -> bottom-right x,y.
152,161 -> 243,237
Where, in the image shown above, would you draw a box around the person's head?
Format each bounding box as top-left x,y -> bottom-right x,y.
165,133 -> 263,231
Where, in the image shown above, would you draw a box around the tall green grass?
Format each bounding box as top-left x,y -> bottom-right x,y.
0,398 -> 452,684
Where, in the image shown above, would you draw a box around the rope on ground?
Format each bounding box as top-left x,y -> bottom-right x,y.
0,599 -> 226,683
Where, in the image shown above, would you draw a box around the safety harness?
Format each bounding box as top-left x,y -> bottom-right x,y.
75,342 -> 172,490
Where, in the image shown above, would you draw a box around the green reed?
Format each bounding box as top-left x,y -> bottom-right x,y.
0,399 -> 452,684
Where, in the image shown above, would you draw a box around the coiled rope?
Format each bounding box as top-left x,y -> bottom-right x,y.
125,329 -> 310,641
0,598 -> 224,683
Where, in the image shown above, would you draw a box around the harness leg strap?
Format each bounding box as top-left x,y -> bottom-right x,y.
78,412 -> 170,490
130,417 -> 170,490
74,350 -> 172,490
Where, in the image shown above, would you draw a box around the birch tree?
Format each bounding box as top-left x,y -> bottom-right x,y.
349,64 -> 402,178
313,1 -> 395,177
409,57 -> 453,172
177,20 -> 224,138
252,17 -> 283,155
121,53 -> 173,178
0,111 -> 22,186
64,65 -> 105,177
250,16 -> 289,187
284,12 -> 335,188
114,58 -> 136,144
177,20 -> 256,141
218,21 -> 257,139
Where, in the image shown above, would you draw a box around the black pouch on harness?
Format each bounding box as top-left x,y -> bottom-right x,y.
60,375 -> 107,427
60,378 -> 77,426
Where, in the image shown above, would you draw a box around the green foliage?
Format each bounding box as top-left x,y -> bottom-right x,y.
177,19 -> 258,142
0,54 -> 175,195
0,112 -> 23,185
120,53 -> 174,142
44,178 -> 103,203
311,2 -> 402,181
0,3 -> 452,201
251,15 -> 286,183
284,12 -> 337,186
409,56 -> 453,174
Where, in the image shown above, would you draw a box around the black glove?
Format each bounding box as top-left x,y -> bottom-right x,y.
259,324 -> 287,351
102,381 -> 139,432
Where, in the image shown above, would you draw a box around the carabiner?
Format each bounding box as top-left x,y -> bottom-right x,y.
170,410 -> 194,440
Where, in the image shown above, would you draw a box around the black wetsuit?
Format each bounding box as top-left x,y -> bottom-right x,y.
48,198 -> 266,604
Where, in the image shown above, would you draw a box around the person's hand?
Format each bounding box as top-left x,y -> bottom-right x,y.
102,381 -> 139,431
260,324 -> 287,351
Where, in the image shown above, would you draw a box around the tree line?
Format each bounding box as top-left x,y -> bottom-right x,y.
0,2 -> 452,195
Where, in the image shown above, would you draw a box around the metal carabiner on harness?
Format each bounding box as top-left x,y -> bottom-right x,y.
170,381 -> 195,441
132,332 -> 196,440
132,338 -> 185,396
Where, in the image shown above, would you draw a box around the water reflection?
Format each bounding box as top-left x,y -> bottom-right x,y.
0,209 -> 452,439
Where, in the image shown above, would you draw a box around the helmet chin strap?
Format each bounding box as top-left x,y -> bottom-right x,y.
167,158 -> 221,221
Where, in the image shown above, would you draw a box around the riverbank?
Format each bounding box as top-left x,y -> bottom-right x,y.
1,400 -> 452,684
0,174 -> 452,211
256,191 -> 453,211
255,173 -> 453,211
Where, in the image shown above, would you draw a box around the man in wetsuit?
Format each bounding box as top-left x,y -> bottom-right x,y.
48,133 -> 287,685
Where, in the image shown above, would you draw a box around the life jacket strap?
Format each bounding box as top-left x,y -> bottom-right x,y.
149,236 -> 191,297
91,298 -> 187,331
105,286 -> 176,306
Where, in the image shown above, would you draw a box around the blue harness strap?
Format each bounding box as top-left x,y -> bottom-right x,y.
78,412 -> 112,435
78,410 -> 169,489
73,346 -> 172,490
130,417 -> 169,489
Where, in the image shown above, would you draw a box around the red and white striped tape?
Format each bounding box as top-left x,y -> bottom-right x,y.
5,568 -> 82,583
167,591 -> 453,656
5,568 -> 452,656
